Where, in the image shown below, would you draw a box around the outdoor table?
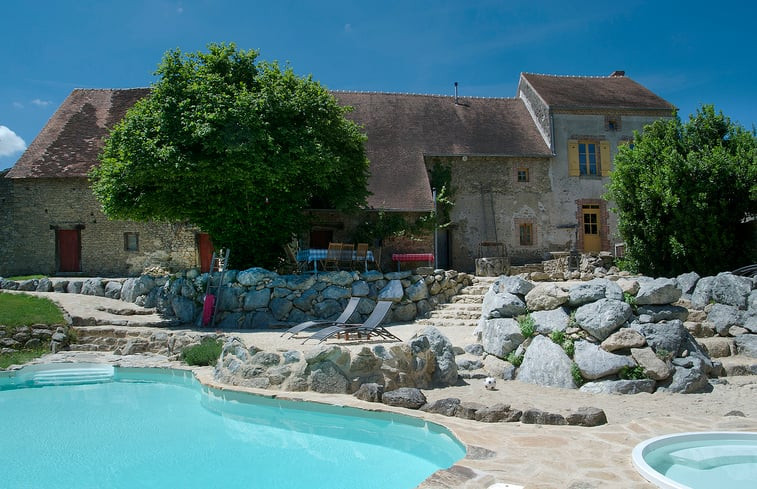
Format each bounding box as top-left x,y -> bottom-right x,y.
296,249 -> 375,273
391,253 -> 434,271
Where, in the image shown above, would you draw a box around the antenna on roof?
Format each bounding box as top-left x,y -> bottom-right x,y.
454,82 -> 459,104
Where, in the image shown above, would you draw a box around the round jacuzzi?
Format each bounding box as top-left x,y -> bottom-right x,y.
632,431 -> 757,489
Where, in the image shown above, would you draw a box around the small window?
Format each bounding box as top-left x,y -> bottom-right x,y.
519,223 -> 533,246
605,116 -> 621,131
517,168 -> 529,182
124,232 -> 139,252
578,142 -> 598,175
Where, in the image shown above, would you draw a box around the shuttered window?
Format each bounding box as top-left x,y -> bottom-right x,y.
568,139 -> 611,176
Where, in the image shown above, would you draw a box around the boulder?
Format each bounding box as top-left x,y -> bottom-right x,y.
521,408 -> 567,425
734,335 -> 757,357
494,275 -> 534,296
236,267 -> 276,286
377,280 -> 404,302
81,278 -> 105,296
633,320 -> 687,356
707,304 -> 744,336
475,404 -> 522,423
421,398 -> 461,416
243,288 -> 271,311
579,379 -> 656,394
636,305 -> 689,323
322,285 -> 351,300
568,280 -> 607,306
483,355 -> 516,380
103,281 -> 122,299
574,340 -> 636,380
411,327 -> 458,386
353,383 -> 384,402
481,290 -> 527,318
630,347 -> 673,380
216,286 -> 242,311
525,283 -> 569,311
566,407 -> 607,427
635,278 -> 681,305
601,328 -> 646,352
676,271 -> 700,296
35,278 -> 53,292
405,279 -> 429,301
480,318 -> 524,358
171,296 -> 196,323
17,279 -> 38,291
616,278 -> 640,296
516,335 -> 576,389
691,276 -> 715,309
351,280 -> 370,297
657,358 -> 710,394
307,362 -> 349,393
381,387 -> 426,409
531,307 -> 570,334
574,299 -> 632,341
710,272 -> 752,309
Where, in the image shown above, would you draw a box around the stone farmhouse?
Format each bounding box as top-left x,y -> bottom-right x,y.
0,71 -> 673,277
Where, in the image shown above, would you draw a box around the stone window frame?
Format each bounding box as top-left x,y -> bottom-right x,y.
514,218 -> 536,247
605,115 -> 621,131
516,167 -> 530,183
124,232 -> 139,252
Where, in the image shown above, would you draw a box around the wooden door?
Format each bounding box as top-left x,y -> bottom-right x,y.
582,205 -> 601,252
57,229 -> 81,272
309,230 -> 333,249
197,233 -> 214,273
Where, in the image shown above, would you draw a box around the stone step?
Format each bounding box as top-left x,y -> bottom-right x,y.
416,318 -> 480,328
451,294 -> 485,304
718,355 -> 757,376
697,337 -> 736,358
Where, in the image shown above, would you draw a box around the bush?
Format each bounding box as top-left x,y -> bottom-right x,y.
571,363 -> 584,386
506,351 -> 524,367
618,365 -> 646,380
517,314 -> 535,338
561,338 -> 575,358
181,337 -> 223,366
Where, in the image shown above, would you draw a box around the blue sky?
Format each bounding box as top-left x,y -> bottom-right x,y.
1,0 -> 755,170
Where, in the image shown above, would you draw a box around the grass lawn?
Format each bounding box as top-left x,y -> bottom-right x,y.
0,293 -> 65,327
6,274 -> 47,281
0,293 -> 66,368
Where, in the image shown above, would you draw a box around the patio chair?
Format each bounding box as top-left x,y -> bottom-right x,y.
354,243 -> 370,271
281,297 -> 361,338
323,242 -> 343,271
302,300 -> 399,344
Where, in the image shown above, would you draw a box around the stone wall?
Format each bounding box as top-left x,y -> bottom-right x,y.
0,177 -> 199,276
471,272 -> 756,394
0,267 -> 474,328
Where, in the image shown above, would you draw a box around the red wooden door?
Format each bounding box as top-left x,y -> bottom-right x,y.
197,233 -> 214,273
57,229 -> 81,272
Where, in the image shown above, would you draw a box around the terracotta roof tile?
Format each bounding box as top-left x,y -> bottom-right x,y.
7,89 -> 150,179
520,73 -> 675,111
335,92 -> 551,210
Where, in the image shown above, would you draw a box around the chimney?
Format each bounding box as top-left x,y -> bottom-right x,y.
610,70 -> 625,77
454,81 -> 459,104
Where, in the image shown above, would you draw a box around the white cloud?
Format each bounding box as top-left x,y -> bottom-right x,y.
12,102 -> 24,109
31,99 -> 52,107
0,126 -> 27,157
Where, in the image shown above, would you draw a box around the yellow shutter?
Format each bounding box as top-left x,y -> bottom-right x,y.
568,140 -> 579,176
600,140 -> 611,176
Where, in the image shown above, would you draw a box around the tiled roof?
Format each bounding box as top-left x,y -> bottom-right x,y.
335,92 -> 552,211
7,87 -> 552,212
520,73 -> 675,111
6,89 -> 150,179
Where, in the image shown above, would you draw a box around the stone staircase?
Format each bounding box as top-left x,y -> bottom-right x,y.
415,276 -> 496,328
696,336 -> 757,377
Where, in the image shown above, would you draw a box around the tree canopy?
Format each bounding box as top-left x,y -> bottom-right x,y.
91,43 -> 370,269
606,105 -> 757,276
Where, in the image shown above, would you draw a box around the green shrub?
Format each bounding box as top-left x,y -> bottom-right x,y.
561,338 -> 575,358
618,365 -> 646,380
655,348 -> 672,361
568,310 -> 579,329
506,351 -> 524,367
549,330 -> 565,344
623,292 -> 637,310
517,314 -> 535,338
571,363 -> 584,386
181,337 -> 223,366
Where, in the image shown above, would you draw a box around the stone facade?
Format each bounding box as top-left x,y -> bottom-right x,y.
0,178 -> 199,276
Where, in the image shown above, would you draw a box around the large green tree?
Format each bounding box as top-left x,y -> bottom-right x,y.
607,105 -> 757,276
91,43 -> 369,269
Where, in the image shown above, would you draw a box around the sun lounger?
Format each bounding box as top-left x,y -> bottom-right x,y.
302,300 -> 399,344
281,297 -> 361,338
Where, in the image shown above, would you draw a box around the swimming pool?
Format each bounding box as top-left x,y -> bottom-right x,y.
632,431 -> 757,489
0,364 -> 465,489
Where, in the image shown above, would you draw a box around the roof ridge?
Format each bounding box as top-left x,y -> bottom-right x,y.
331,89 -> 517,101
522,72 -> 617,79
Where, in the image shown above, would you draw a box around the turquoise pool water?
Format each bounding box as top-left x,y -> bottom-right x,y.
633,432 -> 757,489
0,365 -> 465,489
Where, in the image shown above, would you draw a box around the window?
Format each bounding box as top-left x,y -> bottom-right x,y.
605,116 -> 621,131
517,168 -> 529,182
519,222 -> 533,246
124,232 -> 139,252
578,142 -> 598,175
568,139 -> 611,177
